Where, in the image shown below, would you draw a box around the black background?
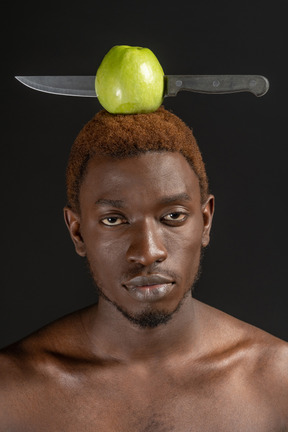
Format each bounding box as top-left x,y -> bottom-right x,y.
2,0 -> 287,348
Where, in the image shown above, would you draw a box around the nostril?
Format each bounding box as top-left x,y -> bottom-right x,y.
126,251 -> 167,265
126,242 -> 168,266
155,250 -> 167,262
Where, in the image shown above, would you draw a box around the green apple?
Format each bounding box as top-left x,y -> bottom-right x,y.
95,45 -> 164,114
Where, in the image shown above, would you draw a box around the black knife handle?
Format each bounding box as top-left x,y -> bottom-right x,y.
165,75 -> 269,97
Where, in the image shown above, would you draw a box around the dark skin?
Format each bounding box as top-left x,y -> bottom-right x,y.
0,151 -> 288,432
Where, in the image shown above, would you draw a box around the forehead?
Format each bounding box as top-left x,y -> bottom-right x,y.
80,151 -> 201,206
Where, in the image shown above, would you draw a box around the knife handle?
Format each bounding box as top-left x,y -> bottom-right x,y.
166,75 -> 269,97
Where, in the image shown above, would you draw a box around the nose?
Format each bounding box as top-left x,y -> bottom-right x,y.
126,219 -> 168,266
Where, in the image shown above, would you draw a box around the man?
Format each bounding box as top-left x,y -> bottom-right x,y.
0,107 -> 287,431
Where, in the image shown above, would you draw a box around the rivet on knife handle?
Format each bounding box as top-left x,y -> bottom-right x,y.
165,75 -> 269,97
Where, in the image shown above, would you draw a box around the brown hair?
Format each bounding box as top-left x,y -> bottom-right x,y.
66,106 -> 209,212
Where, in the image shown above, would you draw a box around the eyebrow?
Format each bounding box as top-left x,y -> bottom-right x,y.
94,193 -> 192,209
159,193 -> 192,204
94,198 -> 125,208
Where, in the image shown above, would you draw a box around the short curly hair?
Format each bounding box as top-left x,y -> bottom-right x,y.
66,106 -> 209,213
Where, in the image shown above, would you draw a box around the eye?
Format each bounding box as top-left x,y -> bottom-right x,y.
162,212 -> 188,223
101,216 -> 127,226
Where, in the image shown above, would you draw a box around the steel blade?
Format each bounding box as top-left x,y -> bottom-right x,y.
15,76 -> 97,97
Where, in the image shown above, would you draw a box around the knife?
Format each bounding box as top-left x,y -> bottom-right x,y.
15,75 -> 269,98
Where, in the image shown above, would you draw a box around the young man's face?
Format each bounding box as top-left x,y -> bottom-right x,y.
65,151 -> 214,328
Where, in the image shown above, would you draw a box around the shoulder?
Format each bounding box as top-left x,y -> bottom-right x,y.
248,325 -> 288,403
1,305 -> 92,354
240,325 -> 288,426
195,300 -> 288,421
0,306 -> 95,425
195,298 -> 287,347
198,299 -> 288,371
0,305 -> 94,386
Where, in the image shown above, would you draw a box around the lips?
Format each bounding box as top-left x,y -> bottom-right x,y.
123,274 -> 175,302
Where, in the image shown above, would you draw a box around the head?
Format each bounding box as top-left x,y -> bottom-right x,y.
64,107 -> 214,329
65,106 -> 210,213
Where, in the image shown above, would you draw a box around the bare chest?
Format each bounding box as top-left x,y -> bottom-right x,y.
7,366 -> 284,432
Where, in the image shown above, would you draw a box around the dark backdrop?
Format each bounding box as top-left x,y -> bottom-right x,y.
2,0 -> 287,348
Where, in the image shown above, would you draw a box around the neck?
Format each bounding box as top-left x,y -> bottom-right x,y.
81,295 -> 201,363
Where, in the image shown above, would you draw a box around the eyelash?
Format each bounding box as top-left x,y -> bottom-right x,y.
100,212 -> 188,227
163,212 -> 188,223
100,216 -> 127,226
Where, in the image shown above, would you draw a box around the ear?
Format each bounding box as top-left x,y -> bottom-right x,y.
201,195 -> 215,247
63,207 -> 86,257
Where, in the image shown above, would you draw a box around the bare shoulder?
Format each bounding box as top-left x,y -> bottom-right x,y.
195,300 -> 288,419
0,305 -> 93,389
1,305 -> 95,359
198,298 -> 288,371
247,323 -> 288,395
0,306 -> 95,426
236,313 -> 288,423
0,305 -> 101,431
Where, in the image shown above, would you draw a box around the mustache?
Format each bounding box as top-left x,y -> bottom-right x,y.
121,266 -> 180,285
85,258 -> 178,283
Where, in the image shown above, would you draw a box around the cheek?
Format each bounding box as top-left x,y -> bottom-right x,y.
166,218 -> 204,254
172,237 -> 202,274
81,218 -> 121,264
165,220 -> 204,275
84,235 -> 126,282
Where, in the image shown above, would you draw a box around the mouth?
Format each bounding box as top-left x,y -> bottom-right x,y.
123,274 -> 175,302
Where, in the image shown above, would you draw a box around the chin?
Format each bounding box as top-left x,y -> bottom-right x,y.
97,282 -> 192,329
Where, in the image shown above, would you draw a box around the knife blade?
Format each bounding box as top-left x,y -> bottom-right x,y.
15,76 -> 97,97
15,74 -> 269,98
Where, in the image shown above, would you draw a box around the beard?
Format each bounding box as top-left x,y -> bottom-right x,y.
96,285 -> 192,328
85,249 -> 204,329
